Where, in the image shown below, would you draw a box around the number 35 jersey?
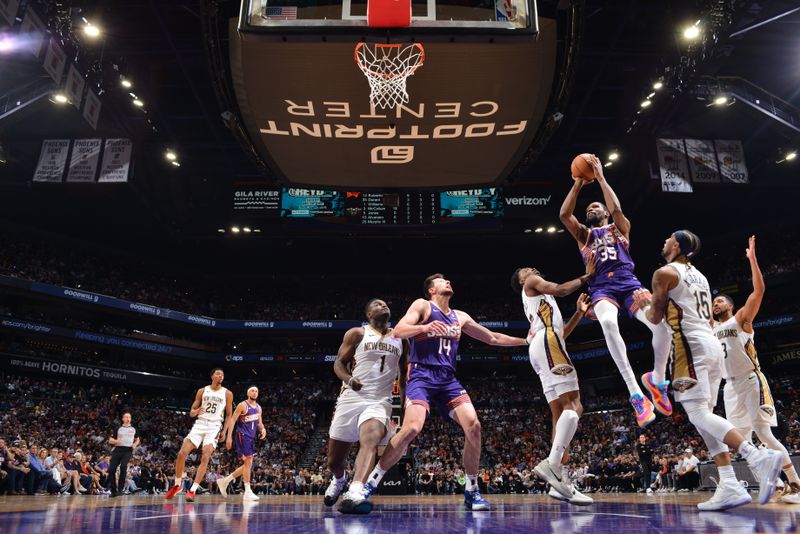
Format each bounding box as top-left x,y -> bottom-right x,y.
345,326 -> 403,400
410,302 -> 461,374
665,262 -> 722,384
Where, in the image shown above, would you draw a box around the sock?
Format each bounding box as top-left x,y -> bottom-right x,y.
738,441 -> 757,461
466,474 -> 478,491
548,409 -> 579,469
190,482 -> 199,492
244,483 -> 251,492
784,466 -> 800,486
174,477 -> 181,487
366,464 -> 387,487
718,465 -> 737,486
335,473 -> 346,482
595,300 -> 643,396
348,481 -> 363,495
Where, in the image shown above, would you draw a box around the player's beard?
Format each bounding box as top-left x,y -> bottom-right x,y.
585,212 -> 603,227
373,310 -> 391,323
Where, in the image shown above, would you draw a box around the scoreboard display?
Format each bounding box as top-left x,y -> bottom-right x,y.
231,185 -> 550,226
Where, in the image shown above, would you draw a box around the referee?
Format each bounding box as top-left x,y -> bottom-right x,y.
107,412 -> 139,497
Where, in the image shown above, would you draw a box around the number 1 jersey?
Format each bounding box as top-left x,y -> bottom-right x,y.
343,326 -> 403,400
409,302 -> 461,374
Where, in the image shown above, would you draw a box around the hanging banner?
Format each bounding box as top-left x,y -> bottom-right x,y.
656,138 -> 692,193
82,88 -> 101,130
32,139 -> 70,182
685,139 -> 720,183
66,139 -> 102,182
43,38 -> 67,84
0,0 -> 20,26
98,139 -> 133,182
65,64 -> 85,109
714,140 -> 749,184
19,7 -> 45,57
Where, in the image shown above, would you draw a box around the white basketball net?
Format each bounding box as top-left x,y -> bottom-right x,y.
354,43 -> 425,110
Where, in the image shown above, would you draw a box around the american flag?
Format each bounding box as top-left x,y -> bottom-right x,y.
265,6 -> 297,20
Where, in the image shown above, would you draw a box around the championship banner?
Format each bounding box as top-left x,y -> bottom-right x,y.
43,37 -> 67,83
98,138 -> 133,182
83,88 -> 101,130
714,139 -> 749,184
0,0 -> 20,26
32,139 -> 70,182
656,138 -> 692,193
19,6 -> 45,57
66,139 -> 101,182
685,139 -> 720,183
65,64 -> 85,109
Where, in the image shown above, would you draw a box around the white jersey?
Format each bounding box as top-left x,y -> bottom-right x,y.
665,262 -> 720,390
522,290 -> 564,338
342,326 -> 403,399
198,385 -> 228,425
713,316 -> 759,379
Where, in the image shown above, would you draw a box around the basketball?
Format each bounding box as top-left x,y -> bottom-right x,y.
571,154 -> 596,182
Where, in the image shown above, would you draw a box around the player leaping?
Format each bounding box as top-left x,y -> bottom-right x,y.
559,155 -> 670,427
218,386 -> 266,502
349,274 -> 528,513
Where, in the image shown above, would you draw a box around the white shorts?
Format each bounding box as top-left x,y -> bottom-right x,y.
723,371 -> 777,429
329,393 -> 394,445
672,350 -> 722,407
529,330 -> 579,403
186,420 -> 222,449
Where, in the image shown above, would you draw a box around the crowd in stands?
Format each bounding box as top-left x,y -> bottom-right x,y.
2,223 -> 799,323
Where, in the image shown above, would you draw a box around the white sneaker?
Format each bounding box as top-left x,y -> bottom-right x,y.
748,449 -> 784,505
535,460 -> 572,500
217,476 -> 230,498
243,489 -> 259,501
324,476 -> 347,506
646,488 -> 654,495
697,482 -> 752,511
548,485 -> 593,506
780,491 -> 800,504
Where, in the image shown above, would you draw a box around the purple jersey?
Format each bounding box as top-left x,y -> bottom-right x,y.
409,302 -> 461,374
581,224 -> 636,288
235,402 -> 260,439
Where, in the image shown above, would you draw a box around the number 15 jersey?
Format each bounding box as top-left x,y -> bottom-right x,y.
410,302 -> 461,374
665,262 -> 721,388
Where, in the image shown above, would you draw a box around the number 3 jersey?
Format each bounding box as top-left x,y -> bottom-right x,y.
409,302 -> 460,374
713,317 -> 760,380
664,262 -> 721,388
343,326 -> 403,400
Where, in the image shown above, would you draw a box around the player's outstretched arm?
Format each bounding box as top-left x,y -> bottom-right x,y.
559,177 -> 590,244
637,267 -> 679,324
333,327 -> 364,390
392,298 -> 448,339
526,252 -> 595,298
563,294 -> 590,340
458,310 -> 527,347
736,235 -> 764,333
589,155 -> 631,239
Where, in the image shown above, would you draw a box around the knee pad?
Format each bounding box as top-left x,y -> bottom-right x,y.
560,409 -> 579,425
682,398 -> 734,441
754,425 -> 788,455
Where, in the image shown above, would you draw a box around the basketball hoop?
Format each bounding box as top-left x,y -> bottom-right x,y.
354,42 -> 425,110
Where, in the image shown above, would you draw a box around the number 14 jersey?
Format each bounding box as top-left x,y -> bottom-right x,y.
410,302 -> 460,374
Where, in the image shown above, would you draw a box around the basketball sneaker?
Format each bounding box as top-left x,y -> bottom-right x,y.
747,448 -> 783,505
641,372 -> 672,416
629,393 -> 656,427
547,485 -> 593,506
217,476 -> 230,498
697,481 -> 751,511
339,482 -> 377,514
164,485 -> 182,500
243,488 -> 259,501
185,490 -> 196,502
464,488 -> 491,511
323,476 -> 347,506
534,459 -> 572,500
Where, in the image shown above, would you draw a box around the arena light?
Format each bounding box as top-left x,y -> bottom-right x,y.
170,160 -> 180,167
647,92 -> 656,99
640,100 -> 652,108
683,24 -> 701,40
534,227 -> 543,233
713,95 -> 729,106
253,228 -> 261,233
546,226 -> 557,233
653,81 -> 664,90
217,228 -> 225,233
165,150 -> 177,161
0,35 -> 13,53
51,93 -> 69,104
83,23 -> 101,39
785,151 -> 797,162
231,226 -> 241,233
608,152 -> 619,161
243,227 -> 252,233
132,99 -> 144,107
523,228 -> 532,234
604,161 -> 614,168
120,78 -> 132,88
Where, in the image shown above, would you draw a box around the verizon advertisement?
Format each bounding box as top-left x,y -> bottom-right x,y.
230,19 -> 557,188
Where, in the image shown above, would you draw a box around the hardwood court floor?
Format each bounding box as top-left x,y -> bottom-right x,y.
1,493 -> 798,533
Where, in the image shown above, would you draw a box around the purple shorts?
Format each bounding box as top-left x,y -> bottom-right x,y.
588,273 -> 643,319
235,431 -> 255,458
405,363 -> 471,417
